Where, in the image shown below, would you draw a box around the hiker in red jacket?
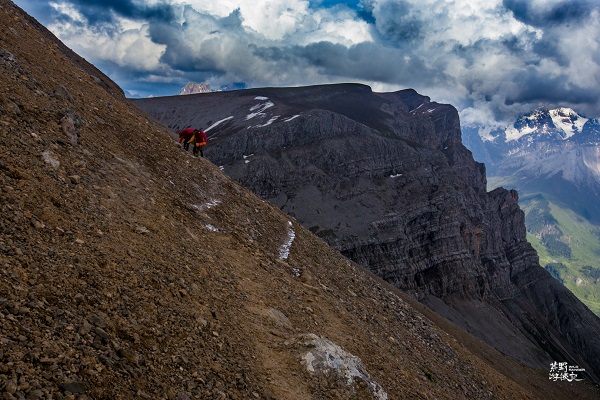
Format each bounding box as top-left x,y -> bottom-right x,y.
178,127 -> 195,151
193,129 -> 208,157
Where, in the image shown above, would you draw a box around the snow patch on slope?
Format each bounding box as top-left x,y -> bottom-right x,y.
279,221 -> 295,260
191,199 -> 221,212
505,125 -> 536,142
205,116 -> 233,132
246,100 -> 274,120
251,116 -> 279,128
284,115 -> 300,122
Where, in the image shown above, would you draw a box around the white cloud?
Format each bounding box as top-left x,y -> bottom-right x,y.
299,10 -> 373,46
48,15 -> 166,72
31,0 -> 600,121
172,0 -> 311,40
49,1 -> 86,24
552,10 -> 600,88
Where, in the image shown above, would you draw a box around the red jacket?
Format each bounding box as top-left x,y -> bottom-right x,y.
178,128 -> 195,143
195,130 -> 207,146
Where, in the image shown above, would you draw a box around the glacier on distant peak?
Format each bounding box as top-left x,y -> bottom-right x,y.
501,107 -> 589,142
549,107 -> 588,140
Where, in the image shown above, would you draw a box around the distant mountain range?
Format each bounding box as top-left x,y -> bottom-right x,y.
462,107 -> 600,315
178,81 -> 248,95
463,107 -> 600,220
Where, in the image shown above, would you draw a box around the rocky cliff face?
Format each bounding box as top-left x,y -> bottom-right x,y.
135,85 -> 600,383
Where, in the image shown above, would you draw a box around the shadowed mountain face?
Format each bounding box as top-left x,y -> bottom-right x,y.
135,85 -> 600,383
11,1 -> 600,399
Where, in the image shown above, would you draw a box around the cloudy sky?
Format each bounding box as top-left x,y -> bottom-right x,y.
13,0 -> 600,126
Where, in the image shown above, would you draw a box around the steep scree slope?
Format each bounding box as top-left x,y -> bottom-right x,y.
135,86 -> 600,384
5,1 -> 600,399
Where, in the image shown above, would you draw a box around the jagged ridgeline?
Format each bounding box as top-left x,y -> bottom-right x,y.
135,80 -> 600,386
2,0 -> 600,398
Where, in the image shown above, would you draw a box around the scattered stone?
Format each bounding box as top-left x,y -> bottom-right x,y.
30,218 -> 45,229
265,308 -> 293,329
52,85 -> 74,104
135,226 -> 149,234
5,377 -> 17,394
27,389 -> 44,399
59,381 -> 86,394
86,313 -> 107,327
93,327 -> 110,340
78,319 -> 92,335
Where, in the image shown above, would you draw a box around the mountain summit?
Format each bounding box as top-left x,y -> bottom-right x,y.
471,107 -> 598,144
179,82 -> 212,95
508,107 -> 589,142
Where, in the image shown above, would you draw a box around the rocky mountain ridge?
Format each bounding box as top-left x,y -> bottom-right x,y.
6,1 -> 600,398
179,82 -> 212,96
134,83 -> 600,385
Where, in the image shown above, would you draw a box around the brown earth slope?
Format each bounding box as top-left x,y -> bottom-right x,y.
1,1 -> 599,399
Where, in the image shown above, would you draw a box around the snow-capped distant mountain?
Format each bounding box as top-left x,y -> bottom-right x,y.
462,106 -> 600,222
505,107 -> 587,141
474,107 -> 597,144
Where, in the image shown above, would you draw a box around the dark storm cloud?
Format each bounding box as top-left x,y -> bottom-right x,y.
372,1 -> 423,44
503,0 -> 599,27
291,41 -> 440,84
65,0 -> 176,25
148,8 -> 245,74
506,71 -> 597,105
